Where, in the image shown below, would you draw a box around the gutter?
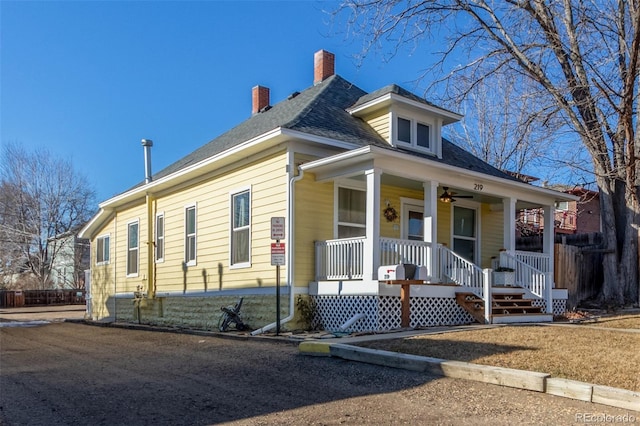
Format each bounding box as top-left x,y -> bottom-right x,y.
251,161 -> 304,335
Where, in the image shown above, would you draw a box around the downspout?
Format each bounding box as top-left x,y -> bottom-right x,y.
251,163 -> 304,335
146,193 -> 155,299
142,139 -> 155,299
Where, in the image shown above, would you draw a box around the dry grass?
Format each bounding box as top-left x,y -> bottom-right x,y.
356,317 -> 640,392
585,314 -> 640,329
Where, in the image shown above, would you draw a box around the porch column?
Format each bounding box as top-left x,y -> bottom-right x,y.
423,181 -> 438,278
503,197 -> 516,252
542,204 -> 555,313
363,168 -> 381,281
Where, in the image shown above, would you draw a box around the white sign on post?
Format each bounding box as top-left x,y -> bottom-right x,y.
271,217 -> 285,240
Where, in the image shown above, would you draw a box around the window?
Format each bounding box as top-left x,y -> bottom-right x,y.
416,122 -> 430,148
127,221 -> 139,276
96,235 -> 110,264
155,213 -> 164,262
452,206 -> 476,263
231,189 -> 251,266
185,205 -> 196,265
397,117 -> 411,143
337,187 -> 366,238
555,201 -> 569,210
396,116 -> 431,151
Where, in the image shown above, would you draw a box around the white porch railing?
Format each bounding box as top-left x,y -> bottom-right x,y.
379,237 -> 433,276
500,252 -> 546,298
439,245 -> 485,297
500,251 -> 553,313
315,237 -> 365,280
513,250 -> 550,273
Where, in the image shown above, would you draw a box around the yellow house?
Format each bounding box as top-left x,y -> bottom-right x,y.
80,50 -> 576,333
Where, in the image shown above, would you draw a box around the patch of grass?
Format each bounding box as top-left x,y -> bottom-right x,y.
356,324 -> 640,392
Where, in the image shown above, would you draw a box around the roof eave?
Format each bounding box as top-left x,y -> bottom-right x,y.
300,145 -> 579,202
348,93 -> 463,125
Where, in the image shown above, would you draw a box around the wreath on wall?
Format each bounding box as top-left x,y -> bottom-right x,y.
383,204 -> 398,222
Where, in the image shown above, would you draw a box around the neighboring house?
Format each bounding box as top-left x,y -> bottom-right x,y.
517,187 -> 601,236
48,231 -> 90,290
80,50 -> 576,332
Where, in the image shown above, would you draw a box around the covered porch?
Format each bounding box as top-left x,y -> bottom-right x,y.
297,146 -> 570,330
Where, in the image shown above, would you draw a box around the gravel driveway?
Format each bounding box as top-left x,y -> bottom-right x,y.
0,321 -> 636,425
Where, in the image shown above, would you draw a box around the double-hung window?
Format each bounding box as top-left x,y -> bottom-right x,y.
96,235 -> 110,265
155,213 -> 164,262
395,115 -> 431,151
231,188 -> 251,267
185,205 -> 196,266
337,186 -> 366,238
127,221 -> 139,276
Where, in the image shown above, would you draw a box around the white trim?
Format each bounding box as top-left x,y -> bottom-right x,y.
229,186 -> 252,269
126,219 -> 139,278
392,113 -> 436,155
184,203 -> 197,267
299,145 -> 579,204
347,92 -> 463,125
155,211 -> 165,263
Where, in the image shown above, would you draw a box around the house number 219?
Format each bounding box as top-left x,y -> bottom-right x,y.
474,183 -> 484,191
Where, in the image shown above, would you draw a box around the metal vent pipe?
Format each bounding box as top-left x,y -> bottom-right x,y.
141,139 -> 153,184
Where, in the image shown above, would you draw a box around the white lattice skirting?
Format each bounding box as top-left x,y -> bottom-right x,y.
313,295 -> 568,332
312,295 -> 475,332
531,298 -> 567,316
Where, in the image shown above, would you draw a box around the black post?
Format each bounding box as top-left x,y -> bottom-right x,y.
276,238 -> 281,335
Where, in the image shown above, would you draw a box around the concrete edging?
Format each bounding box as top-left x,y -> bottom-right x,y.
300,342 -> 640,412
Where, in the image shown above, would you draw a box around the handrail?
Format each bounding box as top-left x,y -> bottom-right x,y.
500,251 -> 545,298
439,245 -> 484,297
512,250 -> 550,273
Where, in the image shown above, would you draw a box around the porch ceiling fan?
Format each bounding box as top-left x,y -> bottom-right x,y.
440,187 -> 473,203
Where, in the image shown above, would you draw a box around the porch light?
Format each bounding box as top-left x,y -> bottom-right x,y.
439,187 -> 473,203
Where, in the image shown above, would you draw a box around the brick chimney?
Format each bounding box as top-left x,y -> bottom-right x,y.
314,50 -> 335,85
252,85 -> 270,114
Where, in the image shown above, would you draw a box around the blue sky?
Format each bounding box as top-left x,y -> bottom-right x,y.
1,1 -> 589,204
2,0 -> 443,203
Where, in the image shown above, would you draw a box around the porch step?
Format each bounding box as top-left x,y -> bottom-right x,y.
455,291 -> 548,324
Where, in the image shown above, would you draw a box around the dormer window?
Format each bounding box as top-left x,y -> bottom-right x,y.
395,115 -> 432,152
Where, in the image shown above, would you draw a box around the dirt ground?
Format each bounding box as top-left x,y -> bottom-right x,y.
1,320 -> 637,425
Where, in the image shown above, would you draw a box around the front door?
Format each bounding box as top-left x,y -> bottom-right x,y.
452,205 -> 477,263
402,202 -> 424,241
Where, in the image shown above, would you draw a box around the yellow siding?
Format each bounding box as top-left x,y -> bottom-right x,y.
379,185 -> 424,239
437,201 -> 452,246
294,171 -> 333,284
90,151 -> 289,300
115,202 -> 147,293
153,151 -> 288,293
480,204 -> 504,268
363,111 -> 391,143
89,218 -> 117,319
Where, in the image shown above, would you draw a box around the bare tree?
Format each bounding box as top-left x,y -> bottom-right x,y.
335,0 -> 640,306
447,71 -> 561,177
0,143 -> 95,289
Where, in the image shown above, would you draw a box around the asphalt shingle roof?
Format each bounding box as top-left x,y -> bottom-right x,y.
131,74 -> 519,191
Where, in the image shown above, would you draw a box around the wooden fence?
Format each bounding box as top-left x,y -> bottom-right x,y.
0,290 -> 85,308
554,240 -> 604,310
518,232 -> 604,310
